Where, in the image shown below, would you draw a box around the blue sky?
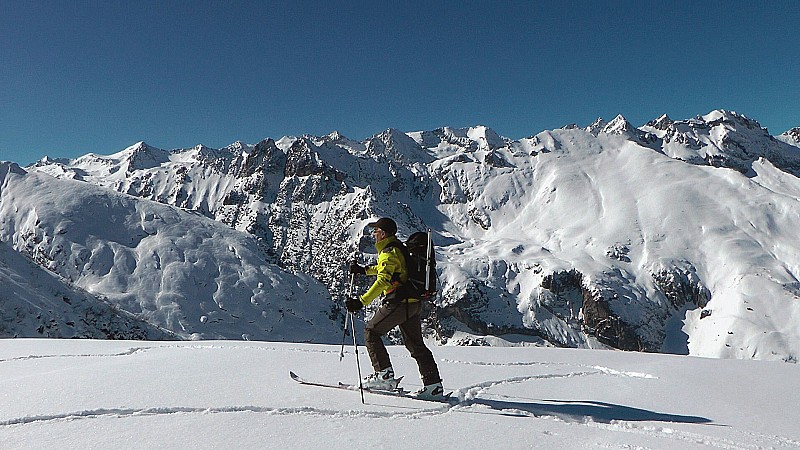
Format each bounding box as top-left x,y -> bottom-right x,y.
2,0 -> 799,165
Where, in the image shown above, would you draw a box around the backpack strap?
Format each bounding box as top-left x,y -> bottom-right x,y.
381,240 -> 410,268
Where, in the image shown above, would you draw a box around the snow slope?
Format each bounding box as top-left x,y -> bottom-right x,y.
431,129 -> 800,360
0,339 -> 798,449
0,162 -> 340,342
0,240 -> 170,339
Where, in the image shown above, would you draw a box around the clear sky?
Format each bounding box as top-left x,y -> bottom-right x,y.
2,0 -> 799,165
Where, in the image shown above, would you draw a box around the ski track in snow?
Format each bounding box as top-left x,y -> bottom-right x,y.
441,357 -> 659,379
0,346 -> 150,363
0,404 -> 454,428
0,343 -> 340,365
3,383 -> 794,450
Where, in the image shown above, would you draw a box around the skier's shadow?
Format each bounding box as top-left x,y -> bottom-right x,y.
467,398 -> 713,424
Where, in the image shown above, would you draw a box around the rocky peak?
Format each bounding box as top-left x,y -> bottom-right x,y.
585,117 -> 607,136
778,127 -> 800,147
439,127 -> 479,150
700,110 -> 764,131
239,138 -> 285,177
365,128 -> 430,163
646,114 -> 673,131
123,142 -> 169,172
284,137 -> 326,178
600,115 -> 659,147
679,110 -> 800,175
601,115 -> 634,135
327,130 -> 343,140
225,141 -> 248,154
467,125 -> 507,150
317,130 -> 366,154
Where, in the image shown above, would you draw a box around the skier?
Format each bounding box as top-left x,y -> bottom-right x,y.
346,217 -> 445,400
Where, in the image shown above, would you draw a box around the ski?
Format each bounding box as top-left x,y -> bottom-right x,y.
289,371 -> 455,404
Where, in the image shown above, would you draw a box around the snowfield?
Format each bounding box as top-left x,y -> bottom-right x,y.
0,339 -> 798,449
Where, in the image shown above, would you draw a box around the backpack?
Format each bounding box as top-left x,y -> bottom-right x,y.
384,231 -> 437,302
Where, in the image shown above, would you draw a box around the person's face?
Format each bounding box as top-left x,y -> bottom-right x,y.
372,227 -> 386,242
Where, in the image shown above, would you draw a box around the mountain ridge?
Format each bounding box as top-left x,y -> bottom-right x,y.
5,110 -> 800,362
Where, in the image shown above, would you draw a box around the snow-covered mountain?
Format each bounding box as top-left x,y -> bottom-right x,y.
0,162 -> 340,342
0,239 -> 171,339
778,126 -> 800,147
6,110 -> 800,363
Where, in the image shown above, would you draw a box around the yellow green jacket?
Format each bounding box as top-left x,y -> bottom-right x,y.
359,236 -> 409,306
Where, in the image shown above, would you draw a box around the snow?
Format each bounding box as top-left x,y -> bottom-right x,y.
0,339 -> 798,449
3,111 -> 800,447
0,163 -> 339,342
4,110 -> 800,362
428,125 -> 800,358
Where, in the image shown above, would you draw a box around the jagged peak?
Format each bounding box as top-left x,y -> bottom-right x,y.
601,114 -> 635,135
31,155 -> 71,167
224,141 -> 249,154
467,125 -> 506,149
317,130 -> 362,149
252,137 -> 279,153
366,128 -> 417,147
326,130 -> 346,141
121,142 -> 169,172
192,143 -> 213,152
289,135 -> 320,151
782,127 -> 800,138
699,110 -> 763,130
585,117 -> 607,135
778,127 -> 800,147
372,127 -> 413,142
646,114 -> 673,130
609,114 -> 628,123
364,128 -> 432,163
124,141 -> 158,153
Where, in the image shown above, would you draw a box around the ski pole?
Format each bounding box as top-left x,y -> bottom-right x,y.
339,310 -> 349,361
343,253 -> 364,403
350,311 -> 365,404
339,272 -> 355,361
425,229 -> 433,291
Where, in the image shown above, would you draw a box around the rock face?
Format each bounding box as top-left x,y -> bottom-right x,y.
18,111 -> 800,362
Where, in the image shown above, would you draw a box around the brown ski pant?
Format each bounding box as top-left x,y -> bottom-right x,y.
364,300 -> 442,386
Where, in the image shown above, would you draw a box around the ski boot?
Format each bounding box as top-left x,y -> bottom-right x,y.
362,367 -> 401,391
412,382 -> 447,401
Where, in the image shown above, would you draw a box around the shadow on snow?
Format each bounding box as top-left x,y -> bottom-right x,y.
465,398 -> 713,425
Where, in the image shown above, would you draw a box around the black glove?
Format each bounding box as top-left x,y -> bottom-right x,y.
345,297 -> 364,313
349,261 -> 366,275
